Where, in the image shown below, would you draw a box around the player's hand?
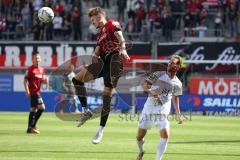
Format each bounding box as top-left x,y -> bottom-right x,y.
42,76 -> 48,84
177,115 -> 185,124
26,92 -> 30,98
123,54 -> 130,61
121,50 -> 130,61
92,54 -> 99,63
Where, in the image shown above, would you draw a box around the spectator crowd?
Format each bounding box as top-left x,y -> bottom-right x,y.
0,0 -> 239,42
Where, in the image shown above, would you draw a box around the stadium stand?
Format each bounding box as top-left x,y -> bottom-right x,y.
0,0 -> 239,42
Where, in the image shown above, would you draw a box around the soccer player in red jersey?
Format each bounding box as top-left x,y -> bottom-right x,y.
72,7 -> 130,144
24,52 -> 48,134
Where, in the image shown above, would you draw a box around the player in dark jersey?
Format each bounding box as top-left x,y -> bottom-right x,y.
72,7 -> 130,144
24,52 -> 48,134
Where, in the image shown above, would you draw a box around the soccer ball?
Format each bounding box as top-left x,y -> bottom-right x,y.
38,7 -> 54,23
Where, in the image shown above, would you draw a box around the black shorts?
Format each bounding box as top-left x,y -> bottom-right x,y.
30,95 -> 44,107
87,52 -> 123,88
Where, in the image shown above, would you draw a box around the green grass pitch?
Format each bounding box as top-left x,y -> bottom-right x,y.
0,112 -> 240,160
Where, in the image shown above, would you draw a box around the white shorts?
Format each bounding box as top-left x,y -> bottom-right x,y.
138,104 -> 170,131
138,113 -> 170,131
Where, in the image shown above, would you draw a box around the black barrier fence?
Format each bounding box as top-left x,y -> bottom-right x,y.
0,41 -> 152,68
0,41 -> 240,69
157,42 -> 240,61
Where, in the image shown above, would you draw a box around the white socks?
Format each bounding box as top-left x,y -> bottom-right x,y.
156,138 -> 168,160
98,126 -> 104,133
137,138 -> 168,159
137,139 -> 145,153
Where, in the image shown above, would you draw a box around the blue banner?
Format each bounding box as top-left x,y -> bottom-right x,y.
0,92 -> 59,112
1,92 -> 239,112
0,75 -> 13,92
179,95 -> 240,111
0,73 -> 238,112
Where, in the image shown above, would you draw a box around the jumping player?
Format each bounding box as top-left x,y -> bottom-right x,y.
72,7 -> 130,144
136,55 -> 184,160
24,52 -> 48,134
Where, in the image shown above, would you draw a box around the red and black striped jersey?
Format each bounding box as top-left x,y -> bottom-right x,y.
96,19 -> 122,56
24,65 -> 45,96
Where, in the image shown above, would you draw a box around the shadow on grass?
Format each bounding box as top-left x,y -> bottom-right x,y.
0,150 -> 239,157
170,140 -> 240,144
166,152 -> 240,157
0,150 -> 153,155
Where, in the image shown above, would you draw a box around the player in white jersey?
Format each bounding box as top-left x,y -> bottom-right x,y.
136,55 -> 185,160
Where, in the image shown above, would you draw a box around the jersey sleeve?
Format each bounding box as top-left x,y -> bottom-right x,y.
43,68 -> 45,75
173,83 -> 183,96
145,71 -> 165,85
42,68 -> 46,81
145,72 -> 158,85
109,20 -> 122,32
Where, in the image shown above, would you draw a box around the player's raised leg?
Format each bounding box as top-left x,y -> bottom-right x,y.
72,65 -> 95,112
72,65 -> 96,126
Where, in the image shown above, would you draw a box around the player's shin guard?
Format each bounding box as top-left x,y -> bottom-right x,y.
33,109 -> 44,128
156,138 -> 168,160
28,112 -> 35,128
72,77 -> 87,109
100,95 -> 111,127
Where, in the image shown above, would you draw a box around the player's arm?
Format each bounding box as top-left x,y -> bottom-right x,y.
24,69 -> 31,98
23,78 -> 30,98
172,96 -> 184,124
141,72 -> 158,97
141,81 -> 157,98
41,76 -> 48,84
92,45 -> 101,63
142,73 -> 158,98
41,71 -> 48,84
114,30 -> 130,61
62,77 -> 69,92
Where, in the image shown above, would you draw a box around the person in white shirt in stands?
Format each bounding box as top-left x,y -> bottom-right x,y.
52,12 -> 63,39
136,55 -> 185,160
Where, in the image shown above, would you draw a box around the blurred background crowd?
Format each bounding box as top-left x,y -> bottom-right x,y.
0,0 -> 239,42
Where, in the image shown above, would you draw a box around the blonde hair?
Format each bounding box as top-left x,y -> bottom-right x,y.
171,55 -> 182,66
88,7 -> 106,18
